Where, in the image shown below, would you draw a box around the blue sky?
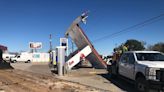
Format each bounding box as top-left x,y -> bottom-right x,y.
0,0 -> 164,55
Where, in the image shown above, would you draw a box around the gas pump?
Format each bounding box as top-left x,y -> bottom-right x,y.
50,38 -> 67,76
52,50 -> 57,67
56,46 -> 66,76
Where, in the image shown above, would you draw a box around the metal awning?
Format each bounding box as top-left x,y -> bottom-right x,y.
65,12 -> 106,69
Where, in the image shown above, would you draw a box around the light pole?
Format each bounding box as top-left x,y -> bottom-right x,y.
49,34 -> 52,52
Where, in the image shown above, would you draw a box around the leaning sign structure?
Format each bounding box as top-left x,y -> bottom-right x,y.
65,12 -> 107,69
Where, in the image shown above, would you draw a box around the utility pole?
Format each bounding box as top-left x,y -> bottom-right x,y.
49,34 -> 53,64
49,34 -> 52,52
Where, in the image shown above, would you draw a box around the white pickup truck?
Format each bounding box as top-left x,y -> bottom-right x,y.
110,51 -> 164,92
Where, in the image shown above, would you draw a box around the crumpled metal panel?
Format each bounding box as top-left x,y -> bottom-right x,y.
65,24 -> 107,69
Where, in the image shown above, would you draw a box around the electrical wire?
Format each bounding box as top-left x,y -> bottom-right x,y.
92,13 -> 164,43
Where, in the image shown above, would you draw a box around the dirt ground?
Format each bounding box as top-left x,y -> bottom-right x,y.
1,62 -> 139,92
0,69 -> 103,92
9,62 -> 136,92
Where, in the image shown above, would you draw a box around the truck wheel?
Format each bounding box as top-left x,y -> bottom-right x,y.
13,60 -> 17,63
27,60 -> 31,63
136,77 -> 149,92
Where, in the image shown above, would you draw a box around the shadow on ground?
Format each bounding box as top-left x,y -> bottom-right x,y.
99,73 -> 137,92
0,61 -> 14,69
51,65 -> 94,75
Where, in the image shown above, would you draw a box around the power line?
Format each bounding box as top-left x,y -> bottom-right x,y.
92,13 -> 164,43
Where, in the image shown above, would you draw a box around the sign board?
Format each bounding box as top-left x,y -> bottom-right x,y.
60,38 -> 68,47
29,42 -> 42,49
60,38 -> 68,56
33,54 -> 40,58
66,45 -> 92,70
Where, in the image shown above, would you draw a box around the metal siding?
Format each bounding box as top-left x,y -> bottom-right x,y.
66,25 -> 106,69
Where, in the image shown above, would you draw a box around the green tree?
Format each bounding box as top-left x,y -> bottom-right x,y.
114,39 -> 145,52
124,39 -> 145,51
152,42 -> 164,53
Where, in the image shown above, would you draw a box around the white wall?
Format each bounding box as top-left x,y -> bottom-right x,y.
32,53 -> 49,62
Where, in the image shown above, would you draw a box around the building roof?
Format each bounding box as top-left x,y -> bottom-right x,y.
0,45 -> 7,51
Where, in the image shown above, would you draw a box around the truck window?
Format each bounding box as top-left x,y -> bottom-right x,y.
128,53 -> 135,64
136,53 -> 164,61
120,53 -> 135,64
120,53 -> 128,63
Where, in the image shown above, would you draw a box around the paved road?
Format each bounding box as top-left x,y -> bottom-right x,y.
11,62 -> 137,92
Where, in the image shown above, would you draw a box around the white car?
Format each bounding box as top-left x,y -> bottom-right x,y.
2,53 -> 16,61
11,53 -> 32,63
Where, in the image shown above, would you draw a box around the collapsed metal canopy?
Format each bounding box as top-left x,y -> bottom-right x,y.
65,12 -> 107,69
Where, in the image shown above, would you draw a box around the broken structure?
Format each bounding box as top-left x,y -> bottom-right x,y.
65,12 -> 107,69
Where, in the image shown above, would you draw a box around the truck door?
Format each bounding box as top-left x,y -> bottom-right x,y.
119,53 -> 128,77
119,53 -> 135,79
17,56 -> 21,61
125,53 -> 135,79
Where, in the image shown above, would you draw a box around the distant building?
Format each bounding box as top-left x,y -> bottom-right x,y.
0,45 -> 8,52
0,45 -> 8,61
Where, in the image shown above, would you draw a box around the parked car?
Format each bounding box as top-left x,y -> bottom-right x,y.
2,53 -> 16,61
10,52 -> 49,63
110,51 -> 164,92
10,52 -> 32,63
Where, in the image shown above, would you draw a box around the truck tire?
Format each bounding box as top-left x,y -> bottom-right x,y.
11,60 -> 17,63
26,60 -> 31,63
135,77 -> 149,92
